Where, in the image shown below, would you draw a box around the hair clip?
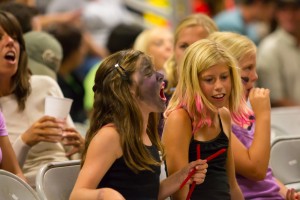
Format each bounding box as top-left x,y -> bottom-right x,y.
114,64 -> 129,81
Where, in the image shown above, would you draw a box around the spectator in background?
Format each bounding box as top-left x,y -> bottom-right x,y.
133,27 -> 173,75
164,13 -> 218,99
257,0 -> 300,107
105,23 -> 144,55
0,11 -> 84,187
24,31 -> 63,80
46,23 -> 88,123
214,0 -> 276,44
78,0 -> 137,50
0,1 -> 83,33
0,1 -> 41,32
46,0 -> 137,79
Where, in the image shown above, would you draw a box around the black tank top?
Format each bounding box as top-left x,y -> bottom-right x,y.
97,145 -> 161,200
189,116 -> 230,200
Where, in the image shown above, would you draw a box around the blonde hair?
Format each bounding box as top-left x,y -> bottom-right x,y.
164,13 -> 218,95
165,39 -> 252,132
208,31 -> 257,63
133,27 -> 172,54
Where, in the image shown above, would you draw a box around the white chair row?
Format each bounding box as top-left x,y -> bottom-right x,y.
35,160 -> 81,200
3,125 -> 298,200
270,136 -> 300,191
0,160 -> 81,200
269,106 -> 300,191
0,169 -> 39,200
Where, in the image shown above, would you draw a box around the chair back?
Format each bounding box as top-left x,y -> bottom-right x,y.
0,169 -> 39,200
36,160 -> 81,200
270,136 -> 300,190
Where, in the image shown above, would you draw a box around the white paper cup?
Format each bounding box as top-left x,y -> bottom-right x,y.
45,96 -> 73,120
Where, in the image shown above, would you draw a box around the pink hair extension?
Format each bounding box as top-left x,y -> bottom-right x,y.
192,95 -> 212,133
231,97 -> 254,127
195,94 -> 204,114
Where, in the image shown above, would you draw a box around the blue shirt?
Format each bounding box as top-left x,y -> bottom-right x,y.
214,8 -> 260,45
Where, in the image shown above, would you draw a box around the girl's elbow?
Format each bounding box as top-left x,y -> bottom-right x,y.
254,172 -> 267,181
247,168 -> 267,181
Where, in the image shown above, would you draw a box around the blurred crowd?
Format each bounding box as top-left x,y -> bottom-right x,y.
0,0 -> 300,199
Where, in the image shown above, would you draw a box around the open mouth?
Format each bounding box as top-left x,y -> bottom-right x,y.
212,94 -> 225,99
4,51 -> 16,62
160,82 -> 167,102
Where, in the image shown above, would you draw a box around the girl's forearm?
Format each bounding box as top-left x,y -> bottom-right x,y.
70,188 -> 125,200
230,185 -> 244,200
158,169 -> 187,200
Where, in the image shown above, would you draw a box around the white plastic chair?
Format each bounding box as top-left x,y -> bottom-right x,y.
0,169 -> 39,200
270,136 -> 300,191
35,160 -> 81,200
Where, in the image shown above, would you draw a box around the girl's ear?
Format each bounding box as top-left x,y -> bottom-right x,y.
129,75 -> 137,98
129,87 -> 136,97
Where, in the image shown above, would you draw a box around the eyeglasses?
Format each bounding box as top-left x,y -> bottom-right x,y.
114,63 -> 129,81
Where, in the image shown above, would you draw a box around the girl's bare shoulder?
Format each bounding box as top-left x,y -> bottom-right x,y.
166,108 -> 190,122
94,124 -> 119,142
91,124 -> 122,157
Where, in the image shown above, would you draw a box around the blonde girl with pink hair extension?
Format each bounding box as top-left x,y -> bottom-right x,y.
162,39 -> 251,200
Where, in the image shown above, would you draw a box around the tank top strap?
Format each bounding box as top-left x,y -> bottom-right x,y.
218,113 -> 223,132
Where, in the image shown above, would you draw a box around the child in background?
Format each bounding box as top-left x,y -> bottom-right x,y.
164,13 -> 218,98
133,27 -> 173,75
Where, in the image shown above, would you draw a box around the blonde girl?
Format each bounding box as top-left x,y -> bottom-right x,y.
162,39 -> 250,200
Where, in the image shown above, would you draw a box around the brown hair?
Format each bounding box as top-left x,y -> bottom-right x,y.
0,11 -> 31,110
82,49 -> 163,173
